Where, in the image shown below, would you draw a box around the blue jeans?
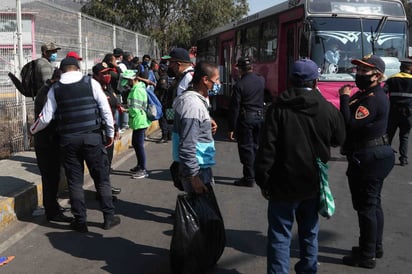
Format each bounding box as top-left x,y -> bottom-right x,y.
267,198 -> 319,274
132,128 -> 147,170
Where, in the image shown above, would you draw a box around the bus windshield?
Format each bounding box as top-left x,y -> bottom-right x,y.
309,17 -> 407,81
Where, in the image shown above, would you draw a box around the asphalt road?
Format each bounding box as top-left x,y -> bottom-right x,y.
0,119 -> 411,274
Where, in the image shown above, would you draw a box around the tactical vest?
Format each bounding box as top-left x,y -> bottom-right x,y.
54,76 -> 101,134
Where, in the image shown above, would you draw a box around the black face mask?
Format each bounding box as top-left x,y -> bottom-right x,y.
167,67 -> 176,78
355,74 -> 374,90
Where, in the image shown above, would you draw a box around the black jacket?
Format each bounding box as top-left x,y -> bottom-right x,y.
255,87 -> 345,201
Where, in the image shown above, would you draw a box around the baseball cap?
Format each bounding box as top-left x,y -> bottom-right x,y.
161,48 -> 191,63
236,57 -> 252,67
59,57 -> 80,69
66,51 -> 83,61
92,62 -> 111,75
113,48 -> 124,57
41,41 -> 61,52
291,58 -> 320,81
120,70 -> 136,86
351,54 -> 385,73
399,58 -> 412,66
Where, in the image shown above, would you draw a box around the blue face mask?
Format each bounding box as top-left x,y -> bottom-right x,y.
208,82 -> 222,96
49,53 -> 58,62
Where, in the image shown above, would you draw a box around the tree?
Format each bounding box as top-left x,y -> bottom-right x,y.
81,0 -> 248,55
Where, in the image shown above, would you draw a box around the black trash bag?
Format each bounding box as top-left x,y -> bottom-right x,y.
170,188 -> 225,274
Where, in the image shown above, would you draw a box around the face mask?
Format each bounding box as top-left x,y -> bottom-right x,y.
355,74 -> 374,90
208,82 -> 222,96
49,53 -> 58,62
102,74 -> 111,85
167,67 -> 176,78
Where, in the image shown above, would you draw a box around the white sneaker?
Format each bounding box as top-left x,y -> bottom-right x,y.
131,169 -> 149,179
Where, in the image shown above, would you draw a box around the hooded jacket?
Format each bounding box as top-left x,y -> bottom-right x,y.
255,87 -> 345,201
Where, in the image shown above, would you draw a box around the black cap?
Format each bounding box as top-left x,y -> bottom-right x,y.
161,48 -> 191,63
60,57 -> 80,69
399,58 -> 412,66
236,57 -> 252,67
113,48 -> 124,57
351,54 -> 385,73
92,62 -> 111,75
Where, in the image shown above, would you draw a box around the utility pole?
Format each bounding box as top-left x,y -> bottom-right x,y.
16,0 -> 29,150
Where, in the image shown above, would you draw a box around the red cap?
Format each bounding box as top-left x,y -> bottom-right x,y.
66,51 -> 82,61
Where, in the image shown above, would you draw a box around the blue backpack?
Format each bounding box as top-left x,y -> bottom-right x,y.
146,85 -> 163,121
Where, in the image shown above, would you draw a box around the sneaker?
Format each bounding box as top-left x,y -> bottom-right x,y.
131,169 -> 149,179
156,138 -> 168,144
130,166 -> 139,172
103,215 -> 121,230
352,246 -> 383,259
400,158 -> 408,166
70,220 -> 88,233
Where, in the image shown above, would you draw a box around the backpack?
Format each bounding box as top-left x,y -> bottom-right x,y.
8,60 -> 38,98
146,85 -> 163,121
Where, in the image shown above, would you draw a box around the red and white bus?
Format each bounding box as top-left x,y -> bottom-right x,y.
196,0 -> 408,110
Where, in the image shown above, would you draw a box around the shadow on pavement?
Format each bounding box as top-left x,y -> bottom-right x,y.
45,231 -> 171,274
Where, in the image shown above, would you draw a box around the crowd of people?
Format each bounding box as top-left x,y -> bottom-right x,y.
22,41 -> 410,273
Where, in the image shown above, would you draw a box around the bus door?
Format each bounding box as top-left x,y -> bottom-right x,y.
216,39 -> 234,110
278,20 -> 304,93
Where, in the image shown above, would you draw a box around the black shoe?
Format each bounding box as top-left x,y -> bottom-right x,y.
130,166 -> 139,172
400,159 -> 408,166
70,220 -> 88,233
352,246 -> 383,259
234,178 -> 255,187
342,254 -> 376,269
156,138 -> 168,144
103,215 -> 121,230
111,186 -> 121,195
47,212 -> 74,223
59,206 -> 71,213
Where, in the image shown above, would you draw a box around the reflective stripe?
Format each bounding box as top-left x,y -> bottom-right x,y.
390,92 -> 412,97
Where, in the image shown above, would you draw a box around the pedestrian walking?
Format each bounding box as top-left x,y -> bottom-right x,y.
339,54 -> 395,269
229,57 -> 265,187
255,58 -> 345,274
30,57 -> 121,232
385,58 -> 412,166
172,61 -> 219,193
122,70 -> 151,179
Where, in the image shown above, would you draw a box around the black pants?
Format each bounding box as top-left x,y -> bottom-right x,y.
346,145 -> 394,258
235,113 -> 263,179
60,132 -> 114,223
34,140 -> 61,218
387,106 -> 412,161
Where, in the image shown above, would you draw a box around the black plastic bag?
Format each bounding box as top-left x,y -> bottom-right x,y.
169,161 -> 184,191
170,188 -> 225,274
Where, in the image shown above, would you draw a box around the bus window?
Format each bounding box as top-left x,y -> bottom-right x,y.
260,18 -> 278,61
309,17 -> 407,81
235,25 -> 260,62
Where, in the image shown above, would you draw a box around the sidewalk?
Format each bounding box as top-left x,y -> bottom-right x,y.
0,123 -> 159,232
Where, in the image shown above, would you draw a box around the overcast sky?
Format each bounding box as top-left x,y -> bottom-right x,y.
248,0 -> 284,15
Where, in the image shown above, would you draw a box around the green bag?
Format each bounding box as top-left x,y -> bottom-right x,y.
317,158 -> 335,218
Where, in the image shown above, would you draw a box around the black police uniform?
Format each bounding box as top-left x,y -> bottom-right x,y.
229,70 -> 265,184
340,84 -> 395,260
54,76 -> 115,225
34,82 -> 63,219
385,62 -> 412,165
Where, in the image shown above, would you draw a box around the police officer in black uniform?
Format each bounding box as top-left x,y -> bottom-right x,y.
228,57 -> 265,187
385,58 -> 412,166
339,54 -> 395,269
31,57 -> 120,232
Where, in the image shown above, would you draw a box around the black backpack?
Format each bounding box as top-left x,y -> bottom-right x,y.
8,59 -> 38,98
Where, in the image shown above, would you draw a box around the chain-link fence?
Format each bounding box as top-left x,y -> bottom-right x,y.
0,0 -> 158,158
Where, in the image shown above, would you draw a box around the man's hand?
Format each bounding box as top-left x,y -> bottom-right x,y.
228,131 -> 236,141
105,136 -> 114,148
211,119 -> 218,135
190,175 -> 209,194
339,84 -> 354,96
